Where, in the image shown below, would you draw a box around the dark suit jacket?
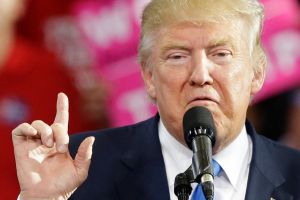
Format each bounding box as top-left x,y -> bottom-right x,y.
69,115 -> 300,200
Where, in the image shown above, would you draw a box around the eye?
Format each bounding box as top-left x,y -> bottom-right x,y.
213,50 -> 232,57
210,49 -> 233,64
165,52 -> 190,65
168,53 -> 186,60
215,52 -> 231,57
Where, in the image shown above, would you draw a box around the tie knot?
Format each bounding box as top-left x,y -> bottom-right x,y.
212,159 -> 222,176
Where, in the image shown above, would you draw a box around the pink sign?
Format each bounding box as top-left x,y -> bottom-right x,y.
72,0 -> 155,127
254,0 -> 300,102
100,57 -> 156,127
72,0 -> 148,68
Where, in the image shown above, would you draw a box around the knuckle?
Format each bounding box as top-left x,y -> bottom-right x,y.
21,122 -> 30,126
12,123 -> 28,133
31,120 -> 44,126
12,123 -> 32,137
11,128 -> 18,136
51,123 -> 66,131
31,120 -> 52,133
21,122 -> 31,128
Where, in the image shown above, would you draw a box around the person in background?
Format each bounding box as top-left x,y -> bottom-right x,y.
281,89 -> 300,149
17,0 -> 110,128
247,0 -> 300,149
248,87 -> 300,150
0,0 -> 108,199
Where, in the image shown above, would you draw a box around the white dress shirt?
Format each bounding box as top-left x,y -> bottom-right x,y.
158,119 -> 253,200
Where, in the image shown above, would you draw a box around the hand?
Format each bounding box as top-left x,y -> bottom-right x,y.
12,93 -> 95,200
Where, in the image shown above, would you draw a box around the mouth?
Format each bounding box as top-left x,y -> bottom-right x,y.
188,96 -> 218,107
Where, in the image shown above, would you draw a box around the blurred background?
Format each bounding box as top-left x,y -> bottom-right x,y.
0,0 -> 299,198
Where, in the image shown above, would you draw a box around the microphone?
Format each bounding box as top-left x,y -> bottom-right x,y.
183,106 -> 216,200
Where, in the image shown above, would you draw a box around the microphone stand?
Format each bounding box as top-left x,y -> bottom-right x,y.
174,166 -> 193,200
174,163 -> 214,200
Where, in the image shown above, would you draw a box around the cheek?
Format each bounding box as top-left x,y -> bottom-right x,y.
153,66 -> 191,123
154,67 -> 189,96
229,61 -> 252,91
217,64 -> 252,112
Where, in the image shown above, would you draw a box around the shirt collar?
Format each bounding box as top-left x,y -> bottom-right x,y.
213,126 -> 252,189
158,120 -> 192,188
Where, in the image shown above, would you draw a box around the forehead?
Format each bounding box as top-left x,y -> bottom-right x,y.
155,20 -> 248,51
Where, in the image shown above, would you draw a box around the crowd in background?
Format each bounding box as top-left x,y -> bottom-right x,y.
0,0 -> 300,198
248,0 -> 300,149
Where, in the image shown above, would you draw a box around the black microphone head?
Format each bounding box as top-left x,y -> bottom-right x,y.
183,106 -> 216,150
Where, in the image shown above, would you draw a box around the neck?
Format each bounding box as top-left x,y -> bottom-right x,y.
0,25 -> 15,70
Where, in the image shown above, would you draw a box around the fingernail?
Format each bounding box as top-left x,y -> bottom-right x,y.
46,138 -> 53,147
57,144 -> 68,153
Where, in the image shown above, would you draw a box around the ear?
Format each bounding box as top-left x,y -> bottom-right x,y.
141,66 -> 157,100
251,51 -> 267,95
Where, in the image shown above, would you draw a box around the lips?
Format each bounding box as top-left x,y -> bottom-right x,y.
193,96 -> 215,101
188,95 -> 218,106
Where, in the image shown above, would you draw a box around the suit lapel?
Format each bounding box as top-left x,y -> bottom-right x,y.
115,115 -> 170,200
245,122 -> 293,200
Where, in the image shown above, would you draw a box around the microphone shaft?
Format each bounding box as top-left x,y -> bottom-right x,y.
191,135 -> 213,182
191,134 -> 214,199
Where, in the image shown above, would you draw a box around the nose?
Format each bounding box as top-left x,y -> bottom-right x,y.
189,51 -> 213,86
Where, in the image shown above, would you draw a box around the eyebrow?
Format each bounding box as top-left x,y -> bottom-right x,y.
207,37 -> 237,51
160,43 -> 191,54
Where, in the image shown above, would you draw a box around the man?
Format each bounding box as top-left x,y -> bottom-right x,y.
12,0 -> 300,199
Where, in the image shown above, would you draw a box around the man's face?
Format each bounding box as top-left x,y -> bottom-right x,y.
142,20 -> 264,153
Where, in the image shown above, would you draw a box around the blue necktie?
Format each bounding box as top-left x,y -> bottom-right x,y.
191,160 -> 221,200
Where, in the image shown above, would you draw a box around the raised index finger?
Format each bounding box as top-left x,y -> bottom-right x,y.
54,93 -> 69,131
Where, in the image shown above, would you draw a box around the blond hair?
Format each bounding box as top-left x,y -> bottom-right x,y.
138,0 -> 266,71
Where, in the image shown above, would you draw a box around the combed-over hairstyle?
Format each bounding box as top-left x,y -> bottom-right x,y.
138,0 -> 266,71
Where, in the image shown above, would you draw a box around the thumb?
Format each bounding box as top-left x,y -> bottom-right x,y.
74,136 -> 95,182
